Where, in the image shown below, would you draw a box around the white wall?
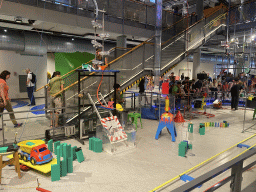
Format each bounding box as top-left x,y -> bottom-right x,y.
166,60 -> 193,80
199,61 -> 216,78
0,50 -> 47,99
165,59 -> 216,80
47,53 -> 55,77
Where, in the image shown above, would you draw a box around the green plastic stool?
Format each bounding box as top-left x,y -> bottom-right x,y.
128,112 -> 143,131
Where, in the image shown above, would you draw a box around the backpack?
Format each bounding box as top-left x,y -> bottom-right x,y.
31,72 -> 36,84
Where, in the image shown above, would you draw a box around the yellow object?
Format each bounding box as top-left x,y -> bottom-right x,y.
165,96 -> 170,112
149,133 -> 256,192
18,140 -> 45,154
231,143 -> 256,161
201,96 -> 206,110
248,95 -> 254,101
7,154 -> 57,174
116,104 -> 123,111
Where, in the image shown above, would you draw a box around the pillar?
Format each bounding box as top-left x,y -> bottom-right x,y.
154,0 -> 162,86
193,48 -> 201,79
116,35 -> 127,48
116,35 -> 127,58
196,0 -> 204,20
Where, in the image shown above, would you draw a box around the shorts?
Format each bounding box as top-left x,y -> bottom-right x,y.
50,96 -> 62,114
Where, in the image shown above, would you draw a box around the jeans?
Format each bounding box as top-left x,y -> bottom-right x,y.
231,96 -> 239,110
0,100 -> 17,125
27,86 -> 35,105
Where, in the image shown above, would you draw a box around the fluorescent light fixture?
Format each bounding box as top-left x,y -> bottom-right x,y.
4,29 -> 7,32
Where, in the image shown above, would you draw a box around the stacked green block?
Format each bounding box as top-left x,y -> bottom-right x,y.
60,160 -> 67,177
71,146 -> 77,161
188,123 -> 193,133
178,142 -> 187,157
89,137 -> 102,153
63,143 -> 67,159
67,157 -> 73,173
76,148 -> 85,163
54,141 -> 60,155
199,127 -> 205,135
60,143 -> 64,157
56,146 -> 61,165
48,139 -> 53,152
51,164 -> 60,182
67,144 -> 71,158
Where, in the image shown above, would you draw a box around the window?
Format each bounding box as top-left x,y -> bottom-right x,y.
39,147 -> 47,152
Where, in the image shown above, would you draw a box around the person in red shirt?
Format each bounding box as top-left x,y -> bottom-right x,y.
0,70 -> 23,128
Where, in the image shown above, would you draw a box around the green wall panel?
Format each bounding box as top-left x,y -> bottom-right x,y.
55,52 -> 95,75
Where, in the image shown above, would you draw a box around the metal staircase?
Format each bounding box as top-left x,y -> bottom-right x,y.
48,7 -> 227,126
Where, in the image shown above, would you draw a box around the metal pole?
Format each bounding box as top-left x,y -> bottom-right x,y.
122,0 -> 124,35
227,0 -> 231,43
230,161 -> 243,192
45,86 -> 48,117
2,114 -> 4,146
154,0 -> 162,87
145,5 -> 148,28
78,70 -> 81,138
114,72 -> 117,116
133,93 -> 136,110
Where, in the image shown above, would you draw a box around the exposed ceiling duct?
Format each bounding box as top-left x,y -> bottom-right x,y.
0,30 -> 115,56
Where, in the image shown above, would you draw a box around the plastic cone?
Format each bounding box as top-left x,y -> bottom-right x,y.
174,110 -> 185,123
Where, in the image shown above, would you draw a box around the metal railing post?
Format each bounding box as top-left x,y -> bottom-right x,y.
133,93 -> 136,110
230,161 -> 243,192
45,86 -> 48,117
2,114 -> 4,146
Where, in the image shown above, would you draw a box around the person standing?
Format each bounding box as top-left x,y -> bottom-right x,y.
48,71 -> 64,127
159,76 -> 164,91
25,68 -> 35,106
0,70 -> 23,128
231,79 -> 241,111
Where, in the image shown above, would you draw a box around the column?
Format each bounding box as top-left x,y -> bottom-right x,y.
196,0 -> 204,20
116,35 -> 127,58
154,0 -> 162,86
116,35 -> 127,48
193,48 -> 201,79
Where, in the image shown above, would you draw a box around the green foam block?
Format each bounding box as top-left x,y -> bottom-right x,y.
51,164 -> 60,182
0,147 -> 8,153
71,146 -> 77,161
48,139 -> 53,152
76,149 -> 85,163
60,159 -> 67,177
67,157 -> 73,173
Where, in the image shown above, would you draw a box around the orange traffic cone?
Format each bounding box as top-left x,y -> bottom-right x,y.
174,110 -> 185,123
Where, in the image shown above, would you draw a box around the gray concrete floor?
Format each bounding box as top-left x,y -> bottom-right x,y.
0,93 -> 256,191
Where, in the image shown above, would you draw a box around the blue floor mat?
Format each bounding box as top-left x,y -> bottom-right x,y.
31,104 -> 45,115
11,100 -> 29,109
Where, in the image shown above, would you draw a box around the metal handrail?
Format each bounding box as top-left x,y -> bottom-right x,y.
150,133 -> 256,191
172,145 -> 256,192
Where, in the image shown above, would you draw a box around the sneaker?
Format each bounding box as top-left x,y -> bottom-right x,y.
14,123 -> 23,128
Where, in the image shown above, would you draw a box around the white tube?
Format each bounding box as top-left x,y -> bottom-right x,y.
92,0 -> 99,20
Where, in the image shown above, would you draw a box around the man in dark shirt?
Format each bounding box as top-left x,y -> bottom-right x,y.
231,79 -> 242,110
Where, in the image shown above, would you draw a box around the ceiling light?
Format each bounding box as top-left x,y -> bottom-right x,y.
72,38 -> 74,41
4,29 -> 7,32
